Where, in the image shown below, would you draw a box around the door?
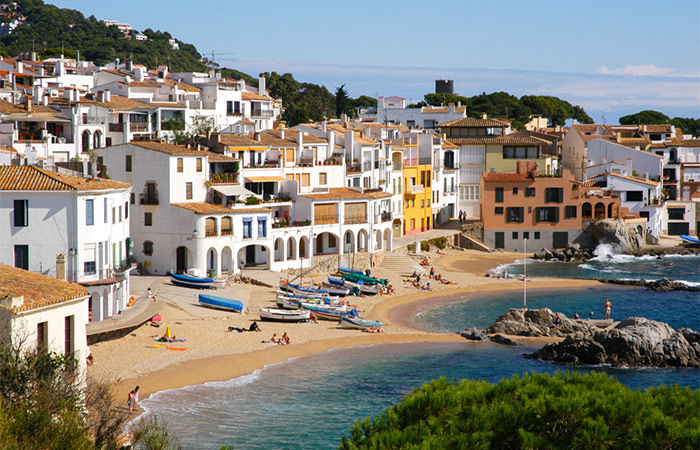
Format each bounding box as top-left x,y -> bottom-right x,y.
176,247 -> 187,274
14,245 -> 28,270
668,222 -> 689,235
494,232 -> 504,249
553,232 -> 568,249
246,246 -> 255,265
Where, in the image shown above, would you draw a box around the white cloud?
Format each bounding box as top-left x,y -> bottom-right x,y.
598,65 -> 700,78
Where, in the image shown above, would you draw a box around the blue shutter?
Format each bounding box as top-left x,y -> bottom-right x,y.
86,199 -> 94,226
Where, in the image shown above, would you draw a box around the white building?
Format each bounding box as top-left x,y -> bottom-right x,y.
0,264 -> 90,379
369,96 -> 467,129
0,166 -> 133,323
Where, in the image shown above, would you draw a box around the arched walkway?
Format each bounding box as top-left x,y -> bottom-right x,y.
207,247 -> 218,275
383,228 -> 391,251
357,229 -> 368,251
221,246 -> 232,273
238,245 -> 270,270
82,130 -> 91,153
299,236 -> 308,259
344,230 -> 355,254
594,202 -> 605,219
582,202 -> 592,219
392,218 -> 402,238
607,203 -> 617,219
287,237 -> 296,260
375,230 -> 382,250
274,238 -> 284,262
315,232 -> 339,255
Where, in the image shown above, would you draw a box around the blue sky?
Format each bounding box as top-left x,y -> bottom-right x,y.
51,0 -> 700,123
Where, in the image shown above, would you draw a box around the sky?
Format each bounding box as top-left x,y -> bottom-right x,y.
51,0 -> 700,123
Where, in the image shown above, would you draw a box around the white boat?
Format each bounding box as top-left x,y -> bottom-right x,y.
259,308 -> 310,322
213,278 -> 228,289
340,316 -> 384,329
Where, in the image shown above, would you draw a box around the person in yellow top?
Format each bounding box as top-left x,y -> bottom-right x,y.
603,299 -> 612,320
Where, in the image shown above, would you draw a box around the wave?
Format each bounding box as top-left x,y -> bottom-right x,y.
578,263 -> 631,274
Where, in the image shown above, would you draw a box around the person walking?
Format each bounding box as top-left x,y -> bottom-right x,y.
603,299 -> 612,320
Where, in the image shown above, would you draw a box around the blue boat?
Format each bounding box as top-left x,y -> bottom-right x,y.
327,276 -> 345,286
338,267 -> 365,275
680,235 -> 700,245
170,272 -> 214,289
198,294 -> 244,312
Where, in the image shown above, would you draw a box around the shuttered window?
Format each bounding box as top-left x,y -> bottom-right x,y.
344,202 -> 366,224
314,203 -> 337,224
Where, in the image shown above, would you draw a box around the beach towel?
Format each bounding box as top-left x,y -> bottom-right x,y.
167,347 -> 188,351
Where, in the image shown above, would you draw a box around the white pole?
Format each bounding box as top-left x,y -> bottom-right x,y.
523,238 -> 527,309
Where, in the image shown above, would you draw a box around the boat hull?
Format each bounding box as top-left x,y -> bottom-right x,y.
198,294 -> 244,312
259,308 -> 310,322
340,316 -> 384,329
170,273 -> 214,289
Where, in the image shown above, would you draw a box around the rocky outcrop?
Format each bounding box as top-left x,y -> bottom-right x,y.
599,277 -> 700,292
485,308 -> 596,339
586,220 -> 644,254
459,327 -> 487,341
527,317 -> 700,368
489,334 -> 518,346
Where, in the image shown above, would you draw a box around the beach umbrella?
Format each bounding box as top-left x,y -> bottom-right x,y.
165,326 -> 172,338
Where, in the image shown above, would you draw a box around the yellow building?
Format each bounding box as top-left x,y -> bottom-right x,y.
402,142 -> 432,235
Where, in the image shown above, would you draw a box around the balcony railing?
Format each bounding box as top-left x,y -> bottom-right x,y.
419,157 -> 432,165
205,229 -> 218,237
347,163 -> 362,173
404,158 -> 417,167
221,229 -> 233,236
380,212 -> 392,222
140,193 -> 159,205
130,122 -> 149,132
344,215 -> 367,225
109,123 -> 124,132
314,214 -> 338,225
392,162 -> 402,171
79,116 -> 107,125
407,184 -> 424,194
251,110 -> 274,118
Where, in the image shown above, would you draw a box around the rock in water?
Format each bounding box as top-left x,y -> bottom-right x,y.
527,317 -> 700,368
486,308 -> 595,338
489,334 -> 518,346
586,219 -> 644,254
459,327 -> 487,341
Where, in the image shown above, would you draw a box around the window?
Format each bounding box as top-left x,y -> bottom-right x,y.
226,101 -> 234,115
512,232 -> 518,239
421,200 -> 424,208
104,198 -> 108,223
130,193 -> 135,205
545,188 -> 563,203
626,191 -> 643,202
639,211 -> 650,220
177,158 -> 183,172
495,187 -> 504,203
506,207 -> 524,223
64,316 -> 74,356
668,208 -> 685,220
243,218 -> 252,239
495,207 -> 503,215
144,212 -> 153,226
512,187 -> 518,195
525,187 -> 536,197
425,170 -> 431,187
37,322 -> 47,350
258,218 -> 267,238
118,205 -> 122,222
565,205 -> 577,218
536,207 -> 559,223
234,101 -> 241,114
503,146 -> 540,159
13,199 -> 28,227
186,182 -> 193,200
534,232 -> 540,239
126,155 -> 132,172
112,207 -> 116,224
319,172 -> 327,185
14,245 -> 28,270
84,261 -> 96,275
143,241 -> 154,256
86,199 -> 94,225
523,232 -> 529,239
196,158 -> 202,172
125,202 -> 129,219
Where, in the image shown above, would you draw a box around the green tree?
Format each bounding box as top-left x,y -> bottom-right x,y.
335,84 -> 351,118
339,372 -> 700,450
619,110 -> 670,125
670,117 -> 700,137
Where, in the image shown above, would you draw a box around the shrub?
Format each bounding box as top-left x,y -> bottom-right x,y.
420,240 -> 430,252
245,196 -> 262,205
339,371 -> 700,450
428,236 -> 449,249
406,243 -> 415,252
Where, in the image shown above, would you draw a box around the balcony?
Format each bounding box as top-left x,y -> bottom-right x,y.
344,214 -> 367,225
251,110 -> 274,118
205,229 -> 218,237
419,157 -> 432,165
392,162 -> 403,171
130,122 -> 149,132
109,123 -> 124,132
404,158 -> 417,167
140,193 -> 159,205
407,184 -> 424,194
381,212 -> 392,222
221,228 -> 233,236
314,214 -> 338,225
347,163 -> 362,174
79,116 -> 107,125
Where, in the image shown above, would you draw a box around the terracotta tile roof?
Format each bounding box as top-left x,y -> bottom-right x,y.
644,124 -> 673,133
202,151 -> 238,162
95,94 -> 155,111
172,202 -> 271,214
130,141 -> 210,156
618,137 -> 651,146
265,129 -> 328,144
438,117 -> 509,128
671,139 -> 700,147
159,79 -> 201,92
445,136 -> 550,146
299,187 -> 392,200
228,207 -> 274,213
481,172 -> 534,182
216,133 -> 262,147
441,140 -> 459,149
590,172 -> 659,187
100,69 -> 128,77
0,99 -> 27,114
0,166 -> 131,191
128,81 -> 158,88
0,264 -> 89,313
245,132 -> 295,148
242,91 -> 273,101
150,101 -> 185,108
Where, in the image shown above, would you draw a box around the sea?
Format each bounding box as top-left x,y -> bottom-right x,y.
137,251 -> 700,450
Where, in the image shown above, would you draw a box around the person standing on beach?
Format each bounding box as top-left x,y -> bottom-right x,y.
132,386 -> 140,412
603,299 -> 612,320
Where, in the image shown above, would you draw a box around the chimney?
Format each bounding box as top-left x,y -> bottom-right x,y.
517,160 -> 527,174
42,94 -> 48,106
258,76 -> 266,96
322,120 -> 327,132
626,158 -> 633,176
56,254 -> 66,280
280,128 -> 285,139
448,103 -> 455,114
134,67 -> 145,81
481,112 -> 487,120
103,89 -> 111,103
25,94 -> 32,112
1,295 -> 24,309
344,130 -> 354,153
16,61 -> 23,74
328,130 -> 335,153
56,60 -> 64,76
30,51 -> 37,61
254,132 -> 261,142
76,50 -> 80,65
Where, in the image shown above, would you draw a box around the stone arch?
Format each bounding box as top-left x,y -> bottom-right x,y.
607,203 -> 616,219
287,237 -> 296,260
637,225 -> 644,236
582,202 -> 592,219
274,238 -> 284,262
238,244 -> 270,270
205,217 -> 218,237
594,202 -> 605,219
357,229 -> 369,251
81,130 -> 91,153
221,246 -> 232,273
344,230 -> 355,253
315,232 -> 339,255
299,236 -> 308,259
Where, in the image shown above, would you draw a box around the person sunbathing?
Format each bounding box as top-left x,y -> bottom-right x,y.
262,333 -> 279,344
281,332 -> 290,345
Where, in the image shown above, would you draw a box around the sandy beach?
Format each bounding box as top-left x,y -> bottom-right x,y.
88,248 -> 600,413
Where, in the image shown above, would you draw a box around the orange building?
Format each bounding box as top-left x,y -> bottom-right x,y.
480,162 -> 620,251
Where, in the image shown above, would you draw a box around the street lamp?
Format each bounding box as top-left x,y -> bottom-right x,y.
523,238 -> 527,309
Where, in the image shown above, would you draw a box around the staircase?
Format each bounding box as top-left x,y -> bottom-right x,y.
380,253 -> 423,274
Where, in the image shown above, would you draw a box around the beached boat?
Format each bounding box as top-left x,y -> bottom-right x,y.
337,267 -> 364,275
327,276 -> 345,286
170,272 -> 214,289
198,294 -> 244,312
344,281 -> 380,296
212,278 -> 228,289
340,316 -> 383,329
259,308 -> 310,322
302,304 -> 359,321
312,282 -> 351,297
680,235 -> 700,245
340,271 -> 388,286
279,282 -> 332,298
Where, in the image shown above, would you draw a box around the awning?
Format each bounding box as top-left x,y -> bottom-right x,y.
245,176 -> 286,182
212,185 -> 255,197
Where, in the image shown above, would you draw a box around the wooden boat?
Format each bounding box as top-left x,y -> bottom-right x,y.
276,287 -> 325,300
680,235 -> 700,245
198,294 -> 244,312
212,278 -> 228,289
170,272 -> 214,289
312,282 -> 351,297
340,316 -> 383,329
337,266 -> 364,275
302,304 -> 358,321
327,276 -> 345,286
344,280 -> 380,296
259,308 -> 310,322
279,282 -> 331,299
340,271 -> 388,286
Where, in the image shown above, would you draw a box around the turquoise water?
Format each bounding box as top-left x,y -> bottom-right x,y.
138,341 -> 700,450
413,286 -> 700,332
495,251 -> 700,285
